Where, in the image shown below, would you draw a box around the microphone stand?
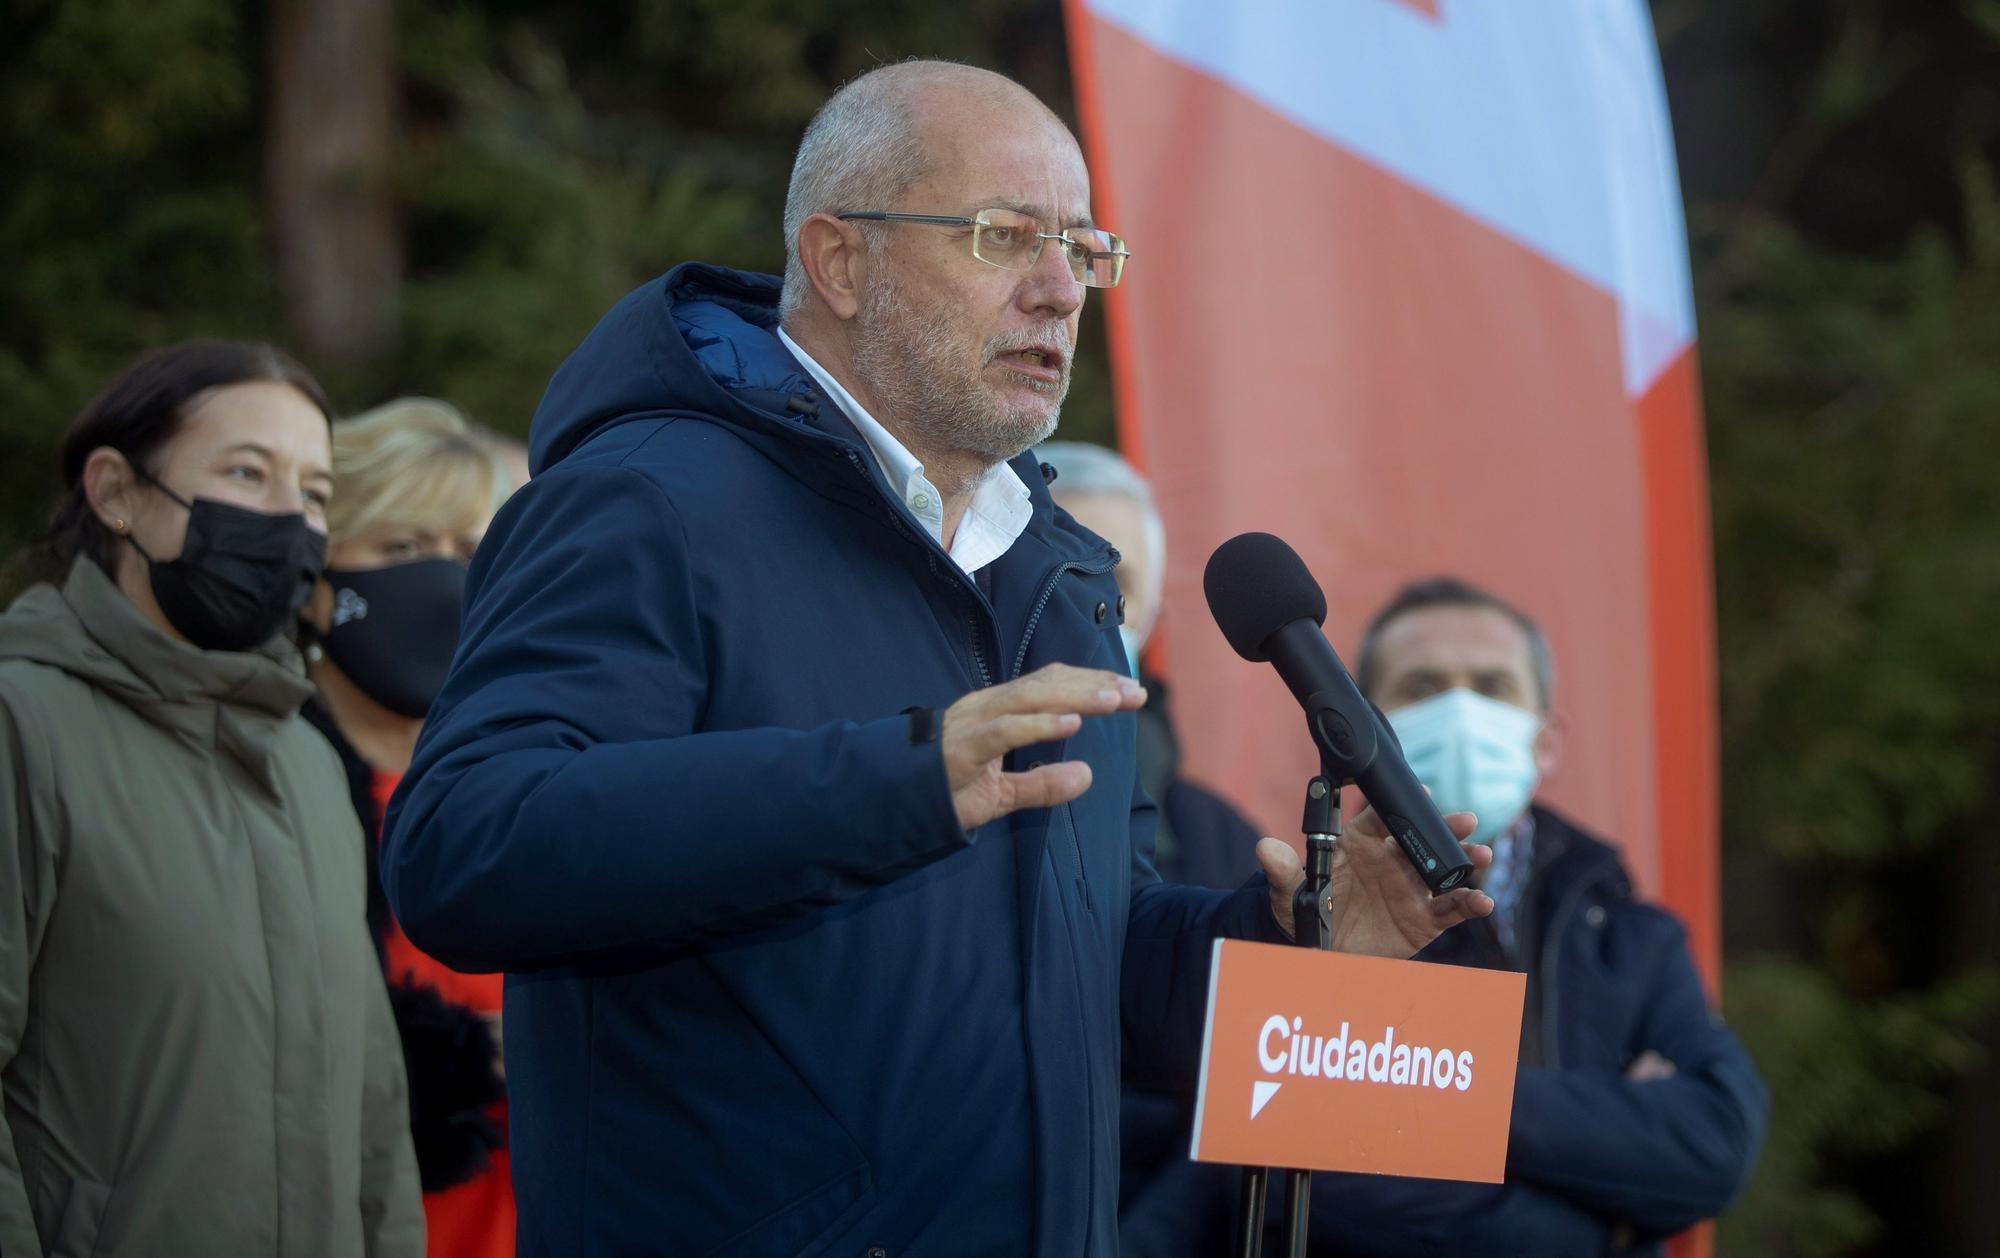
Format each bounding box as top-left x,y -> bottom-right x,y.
1233,772 -> 1341,1258
1231,664 -> 1388,1258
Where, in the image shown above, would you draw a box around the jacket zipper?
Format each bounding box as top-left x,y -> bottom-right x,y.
836,442 -> 1115,916
965,598 -> 993,688
1013,549 -> 1113,1258
1015,555 -> 1120,926
1009,555 -> 1117,681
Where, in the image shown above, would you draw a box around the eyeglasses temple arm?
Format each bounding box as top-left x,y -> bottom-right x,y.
834,212 -> 977,226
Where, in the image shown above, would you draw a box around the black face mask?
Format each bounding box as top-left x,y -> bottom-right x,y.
127,475 -> 327,653
319,559 -> 467,718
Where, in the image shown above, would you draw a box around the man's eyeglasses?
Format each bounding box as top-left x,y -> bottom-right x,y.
836,208 -> 1131,288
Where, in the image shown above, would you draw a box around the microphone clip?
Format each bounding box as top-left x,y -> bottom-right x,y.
1300,686 -> 1380,783
1293,774 -> 1341,952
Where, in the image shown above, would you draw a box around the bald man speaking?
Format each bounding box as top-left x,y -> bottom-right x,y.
382,62 -> 1493,1257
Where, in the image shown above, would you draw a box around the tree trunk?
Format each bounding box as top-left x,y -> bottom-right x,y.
267,0 -> 399,372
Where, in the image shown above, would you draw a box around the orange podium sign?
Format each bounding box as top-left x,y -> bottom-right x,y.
1191,940 -> 1527,1182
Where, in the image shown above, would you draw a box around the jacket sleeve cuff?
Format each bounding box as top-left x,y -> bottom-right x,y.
1219,873 -> 1292,946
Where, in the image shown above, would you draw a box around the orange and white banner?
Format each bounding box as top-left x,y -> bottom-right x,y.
1065,0 -> 1718,991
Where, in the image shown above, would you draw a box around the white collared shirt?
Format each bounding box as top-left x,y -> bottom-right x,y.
778,327 -> 1033,575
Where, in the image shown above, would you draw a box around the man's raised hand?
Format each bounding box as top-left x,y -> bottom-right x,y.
942,663 -> 1145,830
1255,805 -> 1494,958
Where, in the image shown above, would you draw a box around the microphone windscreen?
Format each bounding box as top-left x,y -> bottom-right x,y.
1203,532 -> 1329,662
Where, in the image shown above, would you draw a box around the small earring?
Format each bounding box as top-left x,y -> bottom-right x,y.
113,518 -> 126,533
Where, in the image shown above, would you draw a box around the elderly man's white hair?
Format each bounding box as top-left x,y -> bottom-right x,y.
1037,440 -> 1168,608
779,60 -> 1070,321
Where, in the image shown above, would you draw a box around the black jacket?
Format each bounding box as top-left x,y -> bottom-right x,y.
1135,673 -> 1264,891
302,701 -> 504,1194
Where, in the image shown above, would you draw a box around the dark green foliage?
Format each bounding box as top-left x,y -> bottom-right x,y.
1721,958 -> 1994,1254
0,0 -> 275,585
0,0 -> 1109,577
1700,150 -> 2000,1258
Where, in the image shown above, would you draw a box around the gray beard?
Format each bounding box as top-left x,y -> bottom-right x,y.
850,275 -> 1068,466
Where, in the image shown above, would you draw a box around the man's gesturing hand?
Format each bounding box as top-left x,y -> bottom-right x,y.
943,664 -> 1146,830
1255,805 -> 1495,958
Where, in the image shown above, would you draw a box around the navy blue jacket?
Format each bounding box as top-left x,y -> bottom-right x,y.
1121,807 -> 1768,1257
380,264 -> 1283,1258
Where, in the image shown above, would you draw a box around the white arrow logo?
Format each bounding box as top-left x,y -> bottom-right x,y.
1250,1080 -> 1282,1119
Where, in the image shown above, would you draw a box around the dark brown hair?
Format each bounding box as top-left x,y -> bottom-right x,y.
1355,576 -> 1556,711
37,339 -> 333,579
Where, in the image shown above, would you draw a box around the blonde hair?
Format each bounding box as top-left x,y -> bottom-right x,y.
328,398 -> 511,546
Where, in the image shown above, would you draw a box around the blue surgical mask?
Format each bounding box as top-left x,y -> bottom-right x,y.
1118,625 -> 1143,678
1385,688 -> 1541,846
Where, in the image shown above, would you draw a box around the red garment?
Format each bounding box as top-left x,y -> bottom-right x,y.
374,770 -> 515,1258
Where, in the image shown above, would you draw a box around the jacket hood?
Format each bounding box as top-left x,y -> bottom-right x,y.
529,264 -> 824,475
0,558 -> 315,787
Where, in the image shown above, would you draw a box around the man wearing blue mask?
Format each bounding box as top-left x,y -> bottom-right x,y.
1117,576 -> 1770,1257
1312,577 -> 1769,1256
1358,579 -> 1565,965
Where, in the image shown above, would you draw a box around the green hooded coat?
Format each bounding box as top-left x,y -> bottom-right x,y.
0,559 -> 423,1257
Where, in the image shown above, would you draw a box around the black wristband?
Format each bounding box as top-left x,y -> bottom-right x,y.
902,705 -> 940,746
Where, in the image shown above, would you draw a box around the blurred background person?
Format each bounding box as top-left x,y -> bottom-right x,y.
1038,440 -> 1263,890
1118,576 -> 1770,1257
0,340 -> 423,1256
299,398 -> 513,1258
1307,577 -> 1769,1254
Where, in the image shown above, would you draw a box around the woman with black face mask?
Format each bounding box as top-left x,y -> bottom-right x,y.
296,397 -> 515,1258
0,341 -> 424,1256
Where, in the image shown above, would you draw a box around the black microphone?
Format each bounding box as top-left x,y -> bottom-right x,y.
1203,532 -> 1474,894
